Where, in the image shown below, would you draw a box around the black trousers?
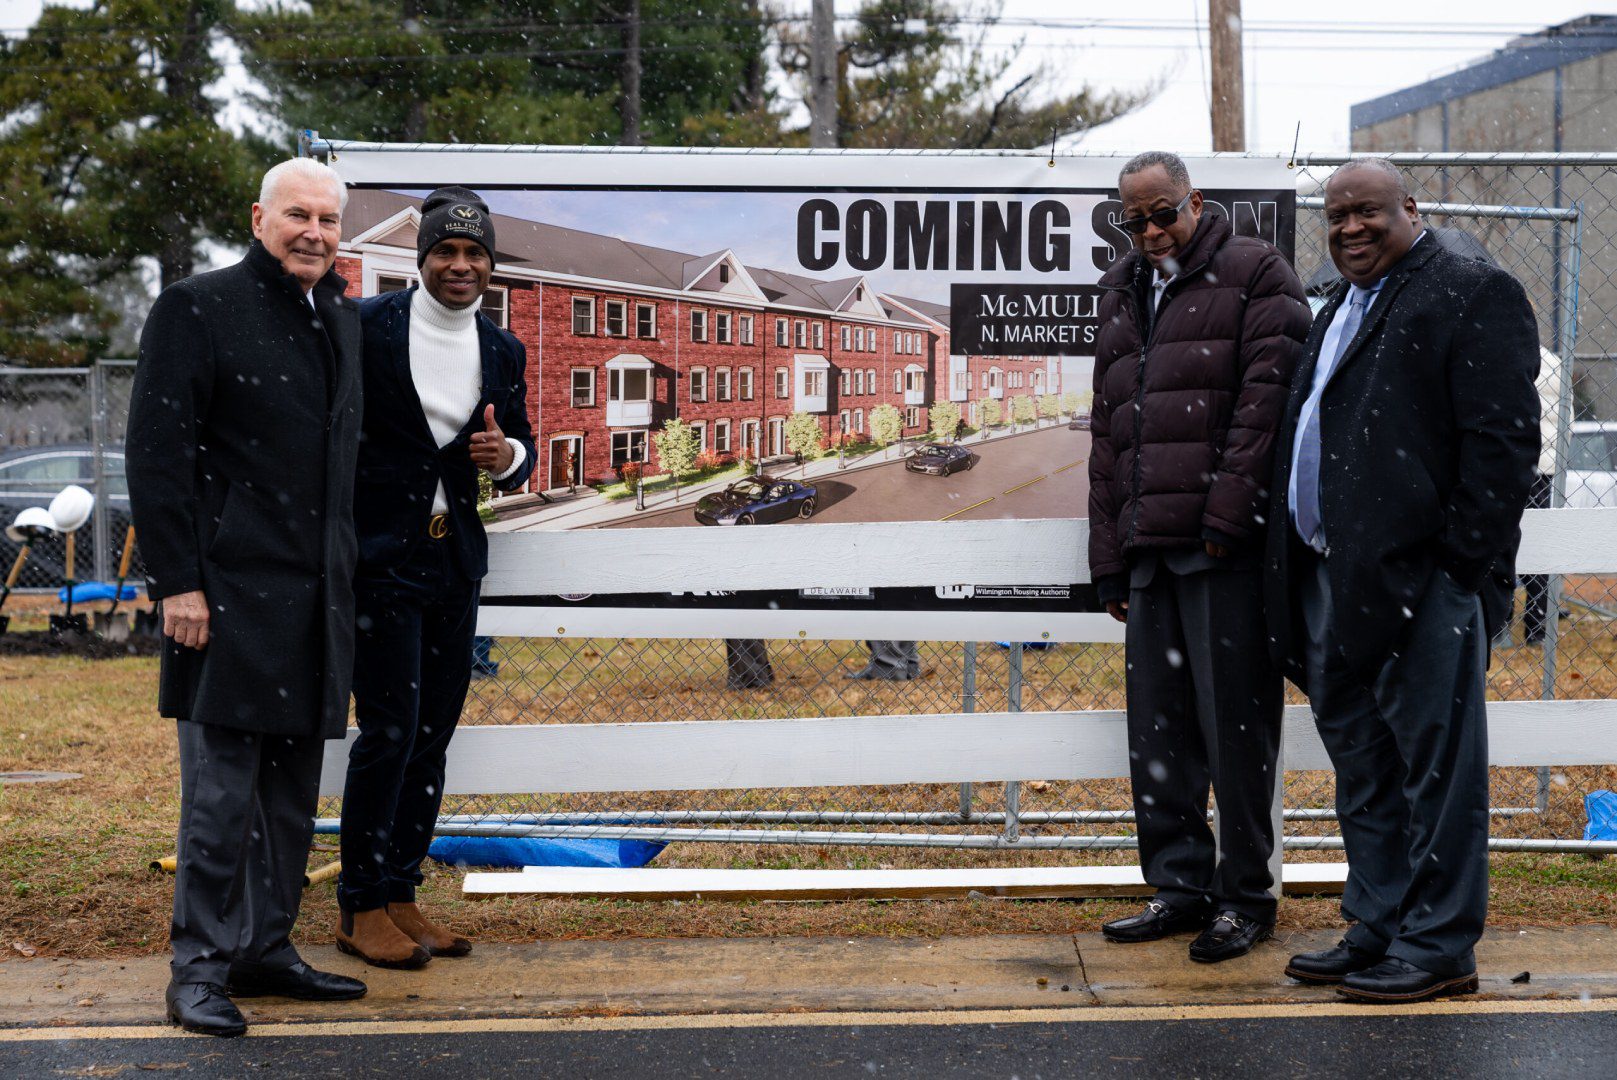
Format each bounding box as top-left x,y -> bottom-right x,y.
1519,472 -> 1554,641
725,639 -> 773,689
339,537 -> 479,913
1125,563 -> 1283,921
171,719 -> 324,984
1300,554 -> 1490,978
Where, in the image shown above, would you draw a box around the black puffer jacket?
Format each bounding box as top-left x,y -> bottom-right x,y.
1087,210 -> 1310,594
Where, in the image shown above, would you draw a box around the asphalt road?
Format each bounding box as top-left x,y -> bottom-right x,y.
606,426 -> 1089,529
7,1006 -> 1615,1078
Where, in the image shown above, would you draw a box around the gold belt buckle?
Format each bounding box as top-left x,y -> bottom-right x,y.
428,514 -> 449,539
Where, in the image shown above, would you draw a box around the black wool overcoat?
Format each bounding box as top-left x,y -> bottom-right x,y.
127,241 -> 362,739
1263,238 -> 1541,682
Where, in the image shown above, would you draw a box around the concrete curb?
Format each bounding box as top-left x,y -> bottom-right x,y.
4,926 -> 1613,1029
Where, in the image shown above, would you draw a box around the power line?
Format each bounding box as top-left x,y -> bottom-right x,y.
0,12 -> 1564,41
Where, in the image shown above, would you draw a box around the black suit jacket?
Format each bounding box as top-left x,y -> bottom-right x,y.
354,287 -> 536,582
1263,237 -> 1540,680
128,241 -> 363,738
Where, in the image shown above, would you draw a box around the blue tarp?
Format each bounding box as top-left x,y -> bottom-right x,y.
427,835 -> 667,869
1584,789 -> 1617,842
55,582 -> 139,603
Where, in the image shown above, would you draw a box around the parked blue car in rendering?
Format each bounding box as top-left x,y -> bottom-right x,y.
695,475 -> 818,525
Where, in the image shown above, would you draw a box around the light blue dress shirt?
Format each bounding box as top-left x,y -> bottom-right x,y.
1288,232 -> 1426,545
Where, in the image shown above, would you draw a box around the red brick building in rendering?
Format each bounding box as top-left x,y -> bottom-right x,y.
336,190 -> 1061,491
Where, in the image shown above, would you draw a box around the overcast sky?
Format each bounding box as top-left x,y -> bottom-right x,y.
792,1 -> 1617,154
5,1 -> 1613,154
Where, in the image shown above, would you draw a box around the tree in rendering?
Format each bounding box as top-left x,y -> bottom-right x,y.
1011,394 -> 1036,428
870,403 -> 903,456
1038,394 -> 1060,424
784,412 -> 824,473
1061,390 -> 1082,418
652,416 -> 699,499
978,399 -> 1001,430
929,401 -> 961,442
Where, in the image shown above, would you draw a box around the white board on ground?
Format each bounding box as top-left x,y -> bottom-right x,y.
461,864 -> 1350,902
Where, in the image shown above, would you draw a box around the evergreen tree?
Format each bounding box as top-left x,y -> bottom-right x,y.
0,0 -> 262,365
238,1 -> 779,146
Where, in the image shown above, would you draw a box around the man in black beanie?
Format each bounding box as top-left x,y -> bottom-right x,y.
337,185 -> 535,968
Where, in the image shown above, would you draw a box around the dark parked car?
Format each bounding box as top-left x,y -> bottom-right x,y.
904,443 -> 975,476
1067,414 -> 1091,431
695,475 -> 818,525
0,443 -> 136,588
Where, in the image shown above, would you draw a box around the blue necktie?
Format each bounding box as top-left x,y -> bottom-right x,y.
1294,290 -> 1368,551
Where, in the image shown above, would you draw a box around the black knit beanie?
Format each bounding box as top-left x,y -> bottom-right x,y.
417,186 -> 496,270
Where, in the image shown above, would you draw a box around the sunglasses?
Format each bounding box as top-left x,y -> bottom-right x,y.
1118,192 -> 1193,236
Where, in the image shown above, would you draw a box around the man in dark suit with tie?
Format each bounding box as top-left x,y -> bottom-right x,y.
1265,159 -> 1540,1003
337,188 -> 536,968
128,158 -> 367,1036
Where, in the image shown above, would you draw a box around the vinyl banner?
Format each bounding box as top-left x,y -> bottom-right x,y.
329,147 -> 1296,617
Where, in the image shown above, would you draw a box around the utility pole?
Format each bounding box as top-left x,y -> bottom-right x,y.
1208,0 -> 1246,151
620,0 -> 642,146
403,0 -> 427,140
809,0 -> 838,148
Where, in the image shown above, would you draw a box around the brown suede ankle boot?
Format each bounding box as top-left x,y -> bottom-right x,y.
337,908 -> 431,970
387,901 -> 472,958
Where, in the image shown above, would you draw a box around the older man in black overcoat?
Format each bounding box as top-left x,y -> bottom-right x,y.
1265,159 -> 1540,1003
128,158 -> 366,1036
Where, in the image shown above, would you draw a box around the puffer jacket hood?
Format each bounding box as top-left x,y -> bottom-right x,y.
1086,209 -> 1311,587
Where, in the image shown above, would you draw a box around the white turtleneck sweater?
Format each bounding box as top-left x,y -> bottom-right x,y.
409,287 -> 525,514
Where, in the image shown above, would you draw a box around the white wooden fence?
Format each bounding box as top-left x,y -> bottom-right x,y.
316,509 -> 1617,864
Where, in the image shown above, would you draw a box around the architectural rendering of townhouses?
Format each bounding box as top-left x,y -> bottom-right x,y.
335,190 -> 1061,492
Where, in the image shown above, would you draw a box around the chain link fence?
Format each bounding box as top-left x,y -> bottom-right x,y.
0,359 -> 138,590
5,154 -> 1615,861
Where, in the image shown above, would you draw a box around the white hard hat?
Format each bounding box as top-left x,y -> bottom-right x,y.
6,505 -> 58,542
47,484 -> 95,533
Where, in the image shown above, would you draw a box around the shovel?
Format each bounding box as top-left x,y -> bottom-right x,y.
2,506 -> 56,636
94,524 -> 137,641
48,485 -> 92,636
0,544 -> 32,636
50,531 -> 88,636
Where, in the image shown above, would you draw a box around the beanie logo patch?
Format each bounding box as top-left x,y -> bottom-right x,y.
450,204 -> 481,221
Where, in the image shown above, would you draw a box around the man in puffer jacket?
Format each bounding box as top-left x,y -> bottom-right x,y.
1088,151 -> 1310,962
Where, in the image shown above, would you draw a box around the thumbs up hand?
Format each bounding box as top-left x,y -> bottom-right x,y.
470,403 -> 515,475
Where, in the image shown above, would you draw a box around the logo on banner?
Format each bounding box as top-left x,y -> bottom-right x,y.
949,285 -> 1102,356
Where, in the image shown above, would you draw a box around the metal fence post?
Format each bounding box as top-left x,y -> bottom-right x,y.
1538,209 -> 1585,814
959,640 -> 976,822
88,362 -> 111,584
1004,641 -> 1023,843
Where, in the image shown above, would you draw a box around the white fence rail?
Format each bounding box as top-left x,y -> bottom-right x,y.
317,509 -> 1617,859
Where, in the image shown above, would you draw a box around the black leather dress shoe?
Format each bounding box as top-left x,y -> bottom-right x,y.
1284,939 -> 1385,984
1101,899 -> 1212,943
1338,957 -> 1478,1004
1188,910 -> 1273,963
166,980 -> 247,1037
226,961 -> 367,1001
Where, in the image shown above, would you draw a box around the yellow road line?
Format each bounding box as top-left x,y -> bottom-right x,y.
1002,475 -> 1047,495
1052,459 -> 1086,475
5,996 -> 1615,1042
938,497 -> 995,521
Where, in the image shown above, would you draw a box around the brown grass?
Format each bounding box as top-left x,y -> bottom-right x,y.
5,594 -> 1617,959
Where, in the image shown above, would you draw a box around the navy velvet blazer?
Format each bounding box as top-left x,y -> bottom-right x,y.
355,287 -> 536,582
